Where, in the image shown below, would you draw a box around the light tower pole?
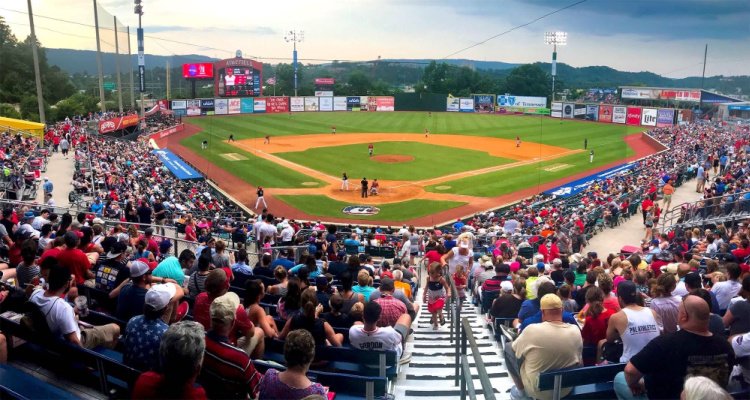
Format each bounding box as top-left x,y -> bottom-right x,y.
544,31 -> 567,103
134,0 -> 145,127
284,30 -> 304,97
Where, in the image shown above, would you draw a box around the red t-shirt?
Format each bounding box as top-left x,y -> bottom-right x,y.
424,250 -> 442,265
581,308 -> 614,345
56,248 -> 92,285
733,247 -> 750,260
132,371 -> 207,400
193,292 -> 254,344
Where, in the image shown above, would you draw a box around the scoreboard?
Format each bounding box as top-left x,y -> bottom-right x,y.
214,57 -> 263,97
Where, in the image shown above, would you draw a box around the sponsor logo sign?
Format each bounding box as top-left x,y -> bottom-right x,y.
562,103 -> 574,119
186,100 -> 201,116
253,98 -> 267,113
304,97 -> 319,112
290,97 -> 304,112
171,100 -> 187,110
333,97 -> 348,111
266,97 -> 289,113
656,109 -> 675,127
214,99 -> 228,115
598,105 -> 613,122
497,95 -> 546,108
200,99 -> 215,109
182,63 -> 213,79
228,98 -> 241,114
612,106 -> 627,124
459,98 -> 474,112
319,97 -> 334,111
98,114 -> 139,134
315,78 -> 335,85
149,124 -> 185,140
544,163 -> 636,197
240,98 -> 254,113
342,205 -> 380,216
621,88 -> 659,99
151,149 -> 203,180
375,96 -> 394,111
446,98 -> 460,112
473,95 -> 494,113
585,105 -> 599,121
346,96 -> 361,111
315,91 -> 334,97
626,107 -> 642,125
641,108 -> 657,126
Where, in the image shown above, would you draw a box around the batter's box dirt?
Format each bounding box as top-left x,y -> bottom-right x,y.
220,153 -> 248,161
543,163 -> 573,172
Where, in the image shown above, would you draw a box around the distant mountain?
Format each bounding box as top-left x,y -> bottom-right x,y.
380,58 -> 520,71
45,48 -> 216,75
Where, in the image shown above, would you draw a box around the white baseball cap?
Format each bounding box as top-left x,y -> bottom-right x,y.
145,283 -> 176,310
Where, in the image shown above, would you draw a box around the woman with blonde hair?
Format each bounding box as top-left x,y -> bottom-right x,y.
440,236 -> 474,276
183,215 -> 197,242
650,272 -> 680,333
352,269 -> 375,301
268,266 -> 290,296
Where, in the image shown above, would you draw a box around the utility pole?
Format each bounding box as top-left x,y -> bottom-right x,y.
26,0 -> 46,124
93,0 -> 106,112
127,26 -> 135,109
284,30 -> 304,97
135,0 -> 145,129
701,43 -> 708,89
166,60 -> 171,100
114,16 -> 123,113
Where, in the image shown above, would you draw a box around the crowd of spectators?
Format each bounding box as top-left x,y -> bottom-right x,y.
143,111 -> 181,134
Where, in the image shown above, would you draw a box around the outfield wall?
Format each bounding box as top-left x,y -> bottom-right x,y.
169,96 -> 395,116
549,102 -> 693,128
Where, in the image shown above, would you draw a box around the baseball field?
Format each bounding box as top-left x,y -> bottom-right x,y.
156,112 -> 658,226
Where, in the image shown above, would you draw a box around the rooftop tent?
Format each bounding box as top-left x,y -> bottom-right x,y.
700,90 -> 742,104
0,116 -> 45,142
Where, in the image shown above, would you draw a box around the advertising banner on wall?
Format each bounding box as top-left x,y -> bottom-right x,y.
612,106 -> 627,124
200,99 -> 215,115
375,97 -> 395,111
585,105 -> 599,121
626,107 -> 642,125
562,103 -> 574,119
214,99 -> 228,115
266,97 -> 289,113
290,97 -> 304,112
598,105 -> 613,122
660,90 -> 701,102
240,98 -> 254,113
551,102 -> 563,118
253,98 -> 266,113
171,100 -> 187,110
621,88 -> 660,99
459,98 -> 474,112
152,149 -> 203,180
346,96 -> 360,111
98,114 -> 139,134
447,98 -> 460,112
656,109 -> 675,127
304,97 -> 319,112
497,95 -> 547,108
314,91 -> 334,97
186,100 -> 201,116
360,97 -> 370,111
333,97 -> 348,111
319,97 -> 334,111
228,98 -> 241,114
174,109 -> 187,117
677,109 -> 694,124
641,108 -> 657,126
574,104 -> 587,119
473,95 -> 495,113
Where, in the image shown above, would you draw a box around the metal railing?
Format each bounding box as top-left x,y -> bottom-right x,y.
660,190 -> 750,232
459,317 -> 496,400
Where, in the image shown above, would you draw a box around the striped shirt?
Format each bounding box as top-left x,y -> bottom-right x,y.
201,331 -> 261,399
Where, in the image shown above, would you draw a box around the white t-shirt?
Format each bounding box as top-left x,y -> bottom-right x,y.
224,74 -> 236,86
280,226 -> 295,242
259,223 -> 278,246
732,332 -> 750,383
349,325 -> 402,358
447,247 -> 473,276
29,289 -> 80,341
713,279 -> 742,310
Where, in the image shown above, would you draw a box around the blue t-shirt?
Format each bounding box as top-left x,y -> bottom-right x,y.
519,310 -> 579,331
271,258 -> 295,271
116,284 -> 148,322
518,299 -> 539,321
123,315 -> 168,371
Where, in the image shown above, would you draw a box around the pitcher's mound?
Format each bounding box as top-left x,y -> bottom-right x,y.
372,154 -> 414,163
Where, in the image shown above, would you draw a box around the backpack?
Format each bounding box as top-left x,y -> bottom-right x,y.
20,299 -> 57,340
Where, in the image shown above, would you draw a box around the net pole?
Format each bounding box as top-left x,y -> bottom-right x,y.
93,0 -> 106,112
127,26 -> 135,108
114,16 -> 123,113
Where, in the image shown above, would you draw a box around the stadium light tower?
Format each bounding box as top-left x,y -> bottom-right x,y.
134,0 -> 145,124
284,30 -> 304,97
544,31 -> 567,102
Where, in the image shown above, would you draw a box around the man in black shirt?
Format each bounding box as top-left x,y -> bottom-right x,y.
137,199 -> 153,225
361,177 -> 368,198
615,294 -> 735,399
153,197 -> 167,235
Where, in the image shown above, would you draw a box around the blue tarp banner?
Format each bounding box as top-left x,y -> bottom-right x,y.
543,163 -> 636,198
152,149 -> 203,180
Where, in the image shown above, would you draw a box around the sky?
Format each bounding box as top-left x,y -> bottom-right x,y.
2,0 -> 749,78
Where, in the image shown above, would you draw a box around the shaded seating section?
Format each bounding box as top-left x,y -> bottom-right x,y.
537,363 -> 626,400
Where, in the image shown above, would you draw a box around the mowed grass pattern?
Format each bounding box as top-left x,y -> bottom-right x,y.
180,112 -> 644,195
276,141 -> 513,181
275,195 -> 466,222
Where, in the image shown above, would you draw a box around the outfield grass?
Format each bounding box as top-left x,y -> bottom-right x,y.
276,141 -> 512,181
275,195 -> 466,222
181,112 -> 644,201
180,134 -> 324,188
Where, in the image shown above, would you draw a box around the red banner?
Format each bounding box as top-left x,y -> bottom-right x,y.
374,97 -> 395,111
149,124 -> 185,141
98,114 -> 139,134
266,97 -> 290,113
315,78 -> 335,85
598,105 -> 613,123
626,107 -> 642,125
182,63 -> 214,79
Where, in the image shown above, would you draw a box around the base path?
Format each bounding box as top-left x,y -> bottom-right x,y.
158,122 -> 664,226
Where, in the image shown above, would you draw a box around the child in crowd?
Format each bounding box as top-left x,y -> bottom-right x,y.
424,262 -> 450,330
453,265 -> 467,310
558,284 -> 578,313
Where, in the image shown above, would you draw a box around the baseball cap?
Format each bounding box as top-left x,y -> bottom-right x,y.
23,211 -> 35,219
129,260 -> 151,278
617,281 -> 638,304
459,242 -> 470,249
145,283 -> 176,311
210,292 -> 240,325
540,293 -> 563,310
500,281 -> 513,293
92,218 -> 104,225
106,241 -> 127,259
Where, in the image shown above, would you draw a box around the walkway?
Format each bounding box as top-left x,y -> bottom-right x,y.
586,178 -> 703,256
35,147 -> 76,208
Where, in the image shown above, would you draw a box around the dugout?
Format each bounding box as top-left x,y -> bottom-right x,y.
394,92 -> 448,111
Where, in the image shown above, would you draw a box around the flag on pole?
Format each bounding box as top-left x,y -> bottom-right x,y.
266,77 -> 276,85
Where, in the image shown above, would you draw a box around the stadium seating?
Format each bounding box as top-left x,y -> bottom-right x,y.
537,363 -> 626,400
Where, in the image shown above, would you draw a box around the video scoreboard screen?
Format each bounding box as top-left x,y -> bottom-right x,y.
214,57 -> 263,97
